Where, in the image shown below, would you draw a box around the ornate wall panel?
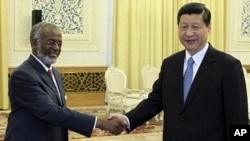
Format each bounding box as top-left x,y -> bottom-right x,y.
63,72 -> 105,93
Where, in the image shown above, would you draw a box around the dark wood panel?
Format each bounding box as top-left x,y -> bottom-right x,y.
243,65 -> 250,73
66,92 -> 106,107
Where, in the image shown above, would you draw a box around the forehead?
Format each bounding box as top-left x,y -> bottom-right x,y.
40,26 -> 62,39
179,14 -> 204,24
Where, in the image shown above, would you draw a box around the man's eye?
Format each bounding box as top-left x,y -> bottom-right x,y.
57,43 -> 62,47
193,26 -> 200,29
47,41 -> 56,46
47,40 -> 62,47
180,26 -> 187,30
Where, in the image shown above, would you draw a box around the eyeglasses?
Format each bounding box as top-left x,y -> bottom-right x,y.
36,39 -> 62,47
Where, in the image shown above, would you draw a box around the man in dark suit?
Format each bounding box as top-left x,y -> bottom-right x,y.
108,2 -> 249,141
4,22 -> 126,141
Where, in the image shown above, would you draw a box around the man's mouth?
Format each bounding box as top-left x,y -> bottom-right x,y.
48,53 -> 58,58
186,39 -> 196,45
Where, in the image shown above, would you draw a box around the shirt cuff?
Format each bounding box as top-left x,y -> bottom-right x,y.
93,116 -> 97,130
123,115 -> 131,131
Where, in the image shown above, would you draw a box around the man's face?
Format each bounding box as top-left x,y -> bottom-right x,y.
178,14 -> 210,55
33,27 -> 62,66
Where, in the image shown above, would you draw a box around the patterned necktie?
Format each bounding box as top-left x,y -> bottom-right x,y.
183,57 -> 194,102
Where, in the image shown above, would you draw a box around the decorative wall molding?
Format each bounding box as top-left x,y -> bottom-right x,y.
228,0 -> 250,51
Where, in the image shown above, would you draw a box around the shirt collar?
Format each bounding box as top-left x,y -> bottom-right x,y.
185,42 -> 209,66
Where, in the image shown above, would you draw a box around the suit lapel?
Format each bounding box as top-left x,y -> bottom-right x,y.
27,55 -> 64,106
52,68 -> 65,106
43,69 -> 64,106
182,46 -> 216,109
174,53 -> 187,107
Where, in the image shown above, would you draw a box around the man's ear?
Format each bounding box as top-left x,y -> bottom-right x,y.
208,24 -> 211,32
31,39 -> 37,48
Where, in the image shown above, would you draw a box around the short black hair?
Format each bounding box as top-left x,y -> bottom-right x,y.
177,2 -> 211,26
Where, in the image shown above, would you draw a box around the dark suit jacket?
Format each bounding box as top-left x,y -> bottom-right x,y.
126,44 -> 249,141
4,55 -> 96,141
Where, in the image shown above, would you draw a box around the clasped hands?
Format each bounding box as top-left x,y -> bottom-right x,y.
96,114 -> 128,135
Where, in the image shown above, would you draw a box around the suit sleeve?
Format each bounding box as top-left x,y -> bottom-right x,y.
223,59 -> 249,137
9,69 -> 96,137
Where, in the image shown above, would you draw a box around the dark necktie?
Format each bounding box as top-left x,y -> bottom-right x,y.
183,57 -> 194,102
48,69 -> 62,104
48,69 -> 53,78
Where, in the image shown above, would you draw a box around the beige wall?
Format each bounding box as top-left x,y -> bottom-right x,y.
226,0 -> 250,65
8,0 -> 113,67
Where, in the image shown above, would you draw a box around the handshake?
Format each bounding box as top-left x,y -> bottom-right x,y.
96,114 -> 128,135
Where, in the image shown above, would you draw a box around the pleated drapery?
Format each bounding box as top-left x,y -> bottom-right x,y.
0,0 -> 9,109
112,0 -> 227,89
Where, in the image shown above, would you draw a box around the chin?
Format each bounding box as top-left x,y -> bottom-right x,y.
44,57 -> 57,65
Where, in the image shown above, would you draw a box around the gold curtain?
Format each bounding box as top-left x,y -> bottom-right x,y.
0,0 -> 9,109
112,0 -> 226,89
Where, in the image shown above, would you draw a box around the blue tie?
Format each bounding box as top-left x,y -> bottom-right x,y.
183,57 -> 194,102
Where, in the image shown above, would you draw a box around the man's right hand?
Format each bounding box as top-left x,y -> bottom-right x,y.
96,117 -> 127,135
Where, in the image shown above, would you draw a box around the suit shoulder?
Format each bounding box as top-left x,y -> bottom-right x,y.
162,51 -> 185,63
11,60 -> 31,75
207,48 -> 243,71
213,49 -> 240,62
